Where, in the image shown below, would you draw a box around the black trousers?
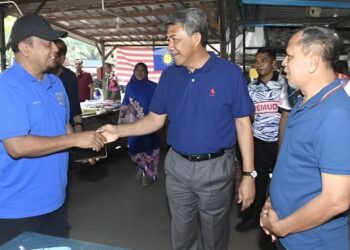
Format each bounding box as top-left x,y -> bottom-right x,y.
0,202 -> 69,245
276,241 -> 287,250
242,138 -> 278,223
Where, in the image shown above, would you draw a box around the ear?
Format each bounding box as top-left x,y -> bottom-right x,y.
18,41 -> 30,57
272,60 -> 276,68
192,32 -> 202,47
309,55 -> 320,73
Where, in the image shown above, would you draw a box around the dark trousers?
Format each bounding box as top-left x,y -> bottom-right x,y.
0,202 -> 69,245
242,138 -> 278,223
276,241 -> 287,250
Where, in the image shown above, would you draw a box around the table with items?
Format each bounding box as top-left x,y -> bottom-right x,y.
0,232 -> 129,250
81,100 -> 127,146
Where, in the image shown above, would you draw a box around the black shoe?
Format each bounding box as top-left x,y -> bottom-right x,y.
235,220 -> 259,232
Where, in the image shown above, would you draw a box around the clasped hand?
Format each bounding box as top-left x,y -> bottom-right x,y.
74,130 -> 107,164
260,198 -> 283,242
96,124 -> 120,143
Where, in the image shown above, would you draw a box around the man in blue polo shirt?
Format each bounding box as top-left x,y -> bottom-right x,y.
260,27 -> 350,250
98,8 -> 256,250
0,14 -> 106,245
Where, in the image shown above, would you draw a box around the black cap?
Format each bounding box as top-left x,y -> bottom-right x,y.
8,14 -> 68,48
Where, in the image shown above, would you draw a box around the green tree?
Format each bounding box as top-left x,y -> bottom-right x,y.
3,16 -> 16,67
63,38 -> 101,62
3,16 -> 102,69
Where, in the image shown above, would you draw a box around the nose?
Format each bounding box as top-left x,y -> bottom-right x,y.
51,41 -> 58,52
282,57 -> 287,67
167,39 -> 174,51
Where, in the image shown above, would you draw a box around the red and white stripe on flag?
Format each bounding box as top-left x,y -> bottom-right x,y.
115,47 -> 162,85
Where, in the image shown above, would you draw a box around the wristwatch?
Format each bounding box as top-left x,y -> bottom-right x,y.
242,170 -> 258,178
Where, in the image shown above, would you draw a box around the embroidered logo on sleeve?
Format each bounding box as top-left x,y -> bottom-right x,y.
209,88 -> 216,96
55,92 -> 66,106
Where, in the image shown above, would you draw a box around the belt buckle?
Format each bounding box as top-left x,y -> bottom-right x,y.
188,155 -> 201,161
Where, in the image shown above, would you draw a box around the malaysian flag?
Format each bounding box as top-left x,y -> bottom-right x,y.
115,47 -> 174,85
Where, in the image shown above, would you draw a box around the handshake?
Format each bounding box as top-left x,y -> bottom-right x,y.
71,124 -> 120,164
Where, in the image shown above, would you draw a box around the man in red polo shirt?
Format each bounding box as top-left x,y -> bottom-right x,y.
74,59 -> 93,101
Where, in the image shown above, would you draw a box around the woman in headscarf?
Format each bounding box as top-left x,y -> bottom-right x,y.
118,62 -> 160,186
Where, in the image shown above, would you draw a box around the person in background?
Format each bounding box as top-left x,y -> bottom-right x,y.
92,77 -> 104,101
118,62 -> 160,186
105,63 -> 120,101
236,48 -> 286,232
334,60 -> 349,82
50,39 -> 83,132
98,8 -> 256,250
260,26 -> 350,250
277,74 -> 302,146
75,59 -> 93,102
0,14 -> 106,245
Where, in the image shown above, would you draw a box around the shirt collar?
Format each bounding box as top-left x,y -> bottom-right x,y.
178,51 -> 216,73
12,61 -> 55,90
12,61 -> 38,83
255,71 -> 279,85
299,78 -> 342,110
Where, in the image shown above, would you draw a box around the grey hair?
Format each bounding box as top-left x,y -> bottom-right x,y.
298,26 -> 340,68
166,8 -> 209,47
12,37 -> 33,53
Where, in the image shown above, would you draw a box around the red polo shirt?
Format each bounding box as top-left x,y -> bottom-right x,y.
77,71 -> 93,101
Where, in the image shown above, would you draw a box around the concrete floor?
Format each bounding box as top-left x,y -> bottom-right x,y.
67,148 -> 276,250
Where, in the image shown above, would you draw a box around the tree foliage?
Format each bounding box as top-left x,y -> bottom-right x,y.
3,16 -> 102,68
64,38 -> 101,64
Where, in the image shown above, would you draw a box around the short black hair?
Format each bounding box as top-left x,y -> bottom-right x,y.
256,48 -> 276,60
333,60 -> 348,74
54,39 -> 67,56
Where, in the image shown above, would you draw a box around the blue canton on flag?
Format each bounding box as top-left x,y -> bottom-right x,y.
153,48 -> 174,71
115,47 -> 174,85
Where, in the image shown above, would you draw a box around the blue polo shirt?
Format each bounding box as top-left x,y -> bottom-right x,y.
270,79 -> 350,250
150,53 -> 254,154
0,62 -> 70,219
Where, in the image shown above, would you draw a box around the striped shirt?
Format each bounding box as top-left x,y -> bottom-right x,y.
248,72 -> 286,142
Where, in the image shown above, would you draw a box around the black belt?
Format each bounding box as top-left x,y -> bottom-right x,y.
177,150 -> 225,162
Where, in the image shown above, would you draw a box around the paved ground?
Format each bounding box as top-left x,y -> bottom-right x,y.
67,148 -> 276,250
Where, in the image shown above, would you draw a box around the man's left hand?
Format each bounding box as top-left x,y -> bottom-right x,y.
260,203 -> 285,240
237,177 -> 255,211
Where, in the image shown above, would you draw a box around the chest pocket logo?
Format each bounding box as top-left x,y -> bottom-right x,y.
55,92 -> 66,106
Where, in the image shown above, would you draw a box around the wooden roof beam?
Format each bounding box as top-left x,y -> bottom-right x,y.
39,0 -> 206,15
48,9 -> 178,22
71,22 -> 163,31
